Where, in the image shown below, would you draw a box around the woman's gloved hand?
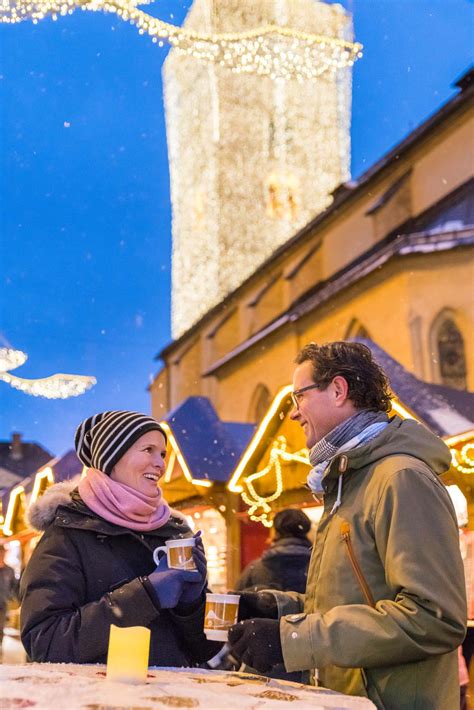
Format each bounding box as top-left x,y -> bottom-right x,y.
179,533 -> 208,604
148,553 -> 202,609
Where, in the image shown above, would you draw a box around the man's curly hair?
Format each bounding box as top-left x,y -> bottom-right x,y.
295,341 -> 392,412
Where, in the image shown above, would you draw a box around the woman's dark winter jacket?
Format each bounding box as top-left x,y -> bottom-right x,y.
235,537 -> 311,593
20,481 -> 219,666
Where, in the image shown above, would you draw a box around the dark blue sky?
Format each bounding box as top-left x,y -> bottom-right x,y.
1,0 -> 472,458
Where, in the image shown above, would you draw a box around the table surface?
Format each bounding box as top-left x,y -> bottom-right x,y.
0,663 -> 375,709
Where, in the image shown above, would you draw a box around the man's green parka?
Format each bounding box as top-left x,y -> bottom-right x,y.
277,416 -> 466,709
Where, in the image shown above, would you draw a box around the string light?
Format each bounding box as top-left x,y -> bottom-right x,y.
2,485 -> 25,537
159,420 -> 213,488
229,385 -> 293,493
30,467 -> 55,504
0,371 -> 96,399
0,0 -> 362,81
241,435 -> 310,527
0,347 -> 27,372
0,345 -> 96,399
451,444 -> 474,475
166,1 -> 357,336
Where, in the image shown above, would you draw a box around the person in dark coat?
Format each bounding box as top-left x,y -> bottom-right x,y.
20,410 -> 220,666
235,509 -> 312,594
0,546 -> 19,659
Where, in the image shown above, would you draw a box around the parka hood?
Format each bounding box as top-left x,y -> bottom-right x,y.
27,478 -> 80,531
27,477 -> 187,533
326,415 -> 451,480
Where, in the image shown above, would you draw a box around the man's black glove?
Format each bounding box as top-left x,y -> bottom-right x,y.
237,591 -> 278,621
228,619 -> 283,673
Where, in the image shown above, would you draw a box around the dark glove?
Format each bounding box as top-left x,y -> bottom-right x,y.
228,619 -> 283,673
179,534 -> 208,604
148,553 -> 202,609
237,591 -> 278,620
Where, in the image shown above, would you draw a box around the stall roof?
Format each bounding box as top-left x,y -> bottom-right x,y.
165,396 -> 256,483
1,449 -> 83,524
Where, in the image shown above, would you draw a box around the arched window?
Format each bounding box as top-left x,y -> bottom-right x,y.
435,317 -> 467,390
248,384 -> 272,423
344,318 -> 371,340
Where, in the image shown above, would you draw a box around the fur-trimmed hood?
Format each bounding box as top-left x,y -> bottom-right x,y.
28,478 -> 80,531
27,478 -> 187,532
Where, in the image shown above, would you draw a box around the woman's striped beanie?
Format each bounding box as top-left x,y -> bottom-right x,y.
75,411 -> 167,475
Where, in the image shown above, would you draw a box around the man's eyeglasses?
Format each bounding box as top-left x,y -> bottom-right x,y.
291,383 -> 321,410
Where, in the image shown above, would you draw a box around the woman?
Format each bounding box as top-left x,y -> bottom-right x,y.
20,410 -> 219,665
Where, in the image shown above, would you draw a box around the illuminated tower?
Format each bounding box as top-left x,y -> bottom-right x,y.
164,0 -> 355,337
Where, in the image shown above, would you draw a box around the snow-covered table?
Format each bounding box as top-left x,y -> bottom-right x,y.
0,663 -> 375,709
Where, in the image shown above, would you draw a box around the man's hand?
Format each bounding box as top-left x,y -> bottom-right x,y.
237,591 -> 278,621
228,619 -> 283,673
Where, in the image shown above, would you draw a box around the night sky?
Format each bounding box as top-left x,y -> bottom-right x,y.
1,0 -> 472,458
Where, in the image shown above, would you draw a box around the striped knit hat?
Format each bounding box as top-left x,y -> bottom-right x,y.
75,411 -> 167,475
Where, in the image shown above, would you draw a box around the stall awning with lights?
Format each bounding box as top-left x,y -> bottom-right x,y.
160,396 -> 256,505
227,340 -> 474,526
1,450 -> 83,538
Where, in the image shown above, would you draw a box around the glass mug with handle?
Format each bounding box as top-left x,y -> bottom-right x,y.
153,537 -> 197,571
204,593 -> 240,641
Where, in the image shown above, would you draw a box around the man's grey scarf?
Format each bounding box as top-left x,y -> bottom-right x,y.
307,410 -> 389,501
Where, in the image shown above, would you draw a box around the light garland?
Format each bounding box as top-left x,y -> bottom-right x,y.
30,466 -> 55,504
0,347 -> 27,372
0,371 -> 96,399
451,443 -> 474,475
229,385 -> 293,493
241,435 -> 310,527
0,345 -> 96,399
2,485 -> 25,537
166,1 -> 357,336
159,420 -> 213,488
1,0 -> 362,82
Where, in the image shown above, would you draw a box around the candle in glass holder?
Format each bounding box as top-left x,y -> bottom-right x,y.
106,624 -> 151,684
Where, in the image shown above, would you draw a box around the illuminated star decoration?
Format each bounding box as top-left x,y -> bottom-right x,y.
0,347 -> 96,399
0,0 -> 362,81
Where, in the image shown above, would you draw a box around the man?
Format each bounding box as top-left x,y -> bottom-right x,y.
0,546 -> 18,660
228,341 -> 466,709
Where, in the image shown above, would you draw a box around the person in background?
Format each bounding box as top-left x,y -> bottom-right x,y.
235,508 -> 312,594
447,484 -> 473,709
20,410 -> 220,665
0,546 -> 19,662
229,341 -> 467,709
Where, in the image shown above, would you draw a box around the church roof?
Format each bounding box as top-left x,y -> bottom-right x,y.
354,339 -> 474,437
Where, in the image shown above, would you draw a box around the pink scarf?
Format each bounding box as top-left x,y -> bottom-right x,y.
78,468 -> 171,531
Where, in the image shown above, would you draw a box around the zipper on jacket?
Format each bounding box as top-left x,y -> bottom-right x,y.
340,521 -> 376,609
338,455 -> 348,473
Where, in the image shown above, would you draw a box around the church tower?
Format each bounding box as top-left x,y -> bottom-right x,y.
164,0 -> 355,337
